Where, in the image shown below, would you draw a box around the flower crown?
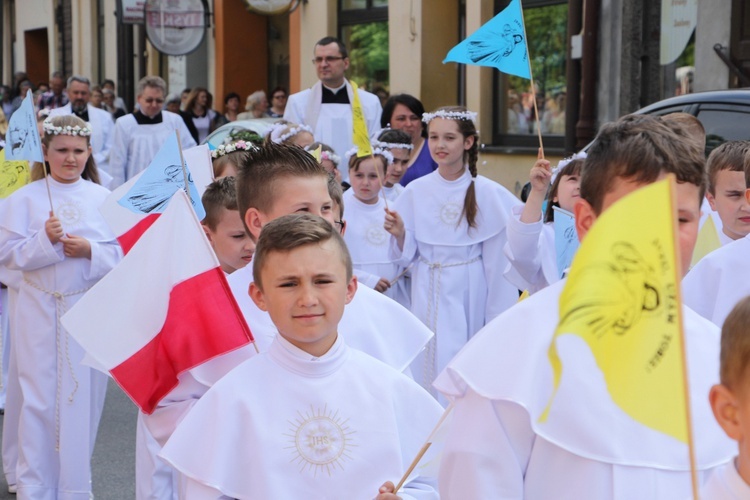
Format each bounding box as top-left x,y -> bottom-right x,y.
422,109 -> 478,124
42,118 -> 92,137
344,146 -> 394,166
268,122 -> 314,144
320,150 -> 341,166
551,151 -> 587,181
211,140 -> 256,159
369,127 -> 414,151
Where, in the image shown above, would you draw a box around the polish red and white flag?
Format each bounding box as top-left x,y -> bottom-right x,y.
63,190 -> 253,413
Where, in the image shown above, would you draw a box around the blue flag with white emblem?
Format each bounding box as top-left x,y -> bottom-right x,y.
443,0 -> 531,79
5,91 -> 44,162
117,132 -> 206,220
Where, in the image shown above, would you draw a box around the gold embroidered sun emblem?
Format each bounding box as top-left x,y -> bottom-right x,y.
439,202 -> 462,225
284,405 -> 356,477
365,223 -> 388,246
55,200 -> 85,230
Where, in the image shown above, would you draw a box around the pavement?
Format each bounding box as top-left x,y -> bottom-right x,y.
0,380 -> 137,499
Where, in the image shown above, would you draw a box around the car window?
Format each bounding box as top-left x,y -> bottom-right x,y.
695,104 -> 750,155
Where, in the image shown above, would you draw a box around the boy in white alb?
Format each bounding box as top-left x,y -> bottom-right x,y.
161,214 -> 443,499
702,296 -> 750,498
435,115 -> 734,499
201,176 -> 254,275
682,154 -> 750,327
138,145 -> 433,498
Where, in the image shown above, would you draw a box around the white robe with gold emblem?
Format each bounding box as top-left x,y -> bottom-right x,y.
0,177 -> 122,499
160,334 -> 443,499
390,169 -> 522,394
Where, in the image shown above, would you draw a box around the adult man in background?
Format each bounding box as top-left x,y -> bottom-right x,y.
284,36 -> 381,182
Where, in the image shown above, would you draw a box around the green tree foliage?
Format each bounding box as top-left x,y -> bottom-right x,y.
345,21 -> 389,89
508,3 -> 568,97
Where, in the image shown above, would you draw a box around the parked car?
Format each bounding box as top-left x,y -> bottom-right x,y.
634,89 -> 750,155
202,117 -> 278,149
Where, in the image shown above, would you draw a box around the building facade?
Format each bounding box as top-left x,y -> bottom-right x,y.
1,0 -> 747,193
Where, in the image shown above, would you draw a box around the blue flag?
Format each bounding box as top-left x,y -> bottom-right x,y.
117,132 -> 206,220
552,206 -> 579,278
443,0 -> 531,79
5,91 -> 44,162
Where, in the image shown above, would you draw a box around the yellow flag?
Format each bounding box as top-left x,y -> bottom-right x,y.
690,215 -> 721,268
310,144 -> 322,163
540,177 -> 688,443
350,81 -> 373,158
0,149 -> 30,198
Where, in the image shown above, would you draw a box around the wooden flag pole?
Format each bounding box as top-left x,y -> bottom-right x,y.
668,175 -> 700,499
518,1 -> 545,158
175,130 -> 190,198
393,403 -> 454,491
389,262 -> 414,286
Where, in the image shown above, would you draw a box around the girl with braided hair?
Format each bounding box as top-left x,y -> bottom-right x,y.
384,106 -> 521,398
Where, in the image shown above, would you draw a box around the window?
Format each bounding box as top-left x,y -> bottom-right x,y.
492,0 -> 568,150
338,0 -> 389,92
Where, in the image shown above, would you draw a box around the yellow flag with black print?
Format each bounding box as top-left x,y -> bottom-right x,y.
350,81 -> 373,158
540,176 -> 688,443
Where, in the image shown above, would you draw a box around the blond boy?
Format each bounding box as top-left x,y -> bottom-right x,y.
704,296 -> 750,497
161,214 -> 442,499
435,114 -> 733,498
201,176 -> 254,274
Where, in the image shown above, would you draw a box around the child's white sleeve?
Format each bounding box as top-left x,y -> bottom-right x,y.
389,229 -> 418,267
353,267 -> 382,290
439,389 -> 535,499
503,205 -> 550,293
0,228 -> 63,271
84,239 -> 123,281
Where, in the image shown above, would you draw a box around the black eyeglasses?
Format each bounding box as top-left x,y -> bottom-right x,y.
143,98 -> 165,104
272,94 -> 287,100
334,220 -> 345,233
312,56 -> 345,65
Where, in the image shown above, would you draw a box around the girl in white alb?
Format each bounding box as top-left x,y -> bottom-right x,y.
385,107 -> 521,395
343,145 -> 409,307
0,115 -> 122,499
503,153 -> 584,294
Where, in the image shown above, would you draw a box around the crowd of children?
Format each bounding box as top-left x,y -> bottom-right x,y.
1,98 -> 750,499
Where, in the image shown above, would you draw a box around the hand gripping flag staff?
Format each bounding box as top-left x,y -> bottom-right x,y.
443,0 -> 545,157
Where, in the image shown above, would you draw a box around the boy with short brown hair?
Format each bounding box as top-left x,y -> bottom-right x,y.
161,214 -> 442,499
201,176 -> 254,274
436,114 -> 733,499
704,295 -> 750,497
704,141 -> 750,243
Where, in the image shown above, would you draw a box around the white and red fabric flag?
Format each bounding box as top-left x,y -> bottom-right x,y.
62,190 -> 254,414
99,138 -> 212,254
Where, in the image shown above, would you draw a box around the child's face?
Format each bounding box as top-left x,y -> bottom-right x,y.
707,170 -> 750,240
575,173 -> 700,277
43,135 -> 91,184
291,132 -> 314,149
554,173 -> 581,213
247,176 -> 334,240
204,208 -> 255,274
428,118 -> 472,171
350,158 -> 384,205
386,148 -> 410,187
250,239 -> 357,357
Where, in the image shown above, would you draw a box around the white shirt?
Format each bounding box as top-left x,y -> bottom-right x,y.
700,459 -> 750,499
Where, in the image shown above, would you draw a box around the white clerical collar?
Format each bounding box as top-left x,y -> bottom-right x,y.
323,82 -> 347,94
276,332 -> 343,362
